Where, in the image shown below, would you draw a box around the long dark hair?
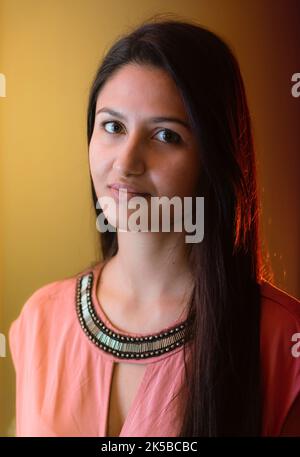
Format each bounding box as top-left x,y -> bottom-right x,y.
86,14 -> 267,436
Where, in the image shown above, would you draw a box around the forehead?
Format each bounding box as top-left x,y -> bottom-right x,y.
95,63 -> 188,118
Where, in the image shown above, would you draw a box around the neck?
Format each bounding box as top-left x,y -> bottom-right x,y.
109,230 -> 194,317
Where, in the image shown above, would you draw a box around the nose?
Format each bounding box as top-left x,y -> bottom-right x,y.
112,134 -> 145,176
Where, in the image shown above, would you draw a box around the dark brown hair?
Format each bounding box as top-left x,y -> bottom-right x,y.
86,14 -> 267,436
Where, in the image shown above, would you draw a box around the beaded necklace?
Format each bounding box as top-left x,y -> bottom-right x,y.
76,270 -> 191,360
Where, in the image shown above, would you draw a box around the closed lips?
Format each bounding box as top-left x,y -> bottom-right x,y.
109,184 -> 149,194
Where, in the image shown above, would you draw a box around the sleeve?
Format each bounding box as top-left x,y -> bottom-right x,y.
260,282 -> 300,436
280,391 -> 300,436
9,278 -> 61,369
279,308 -> 300,436
279,328 -> 300,436
8,308 -> 27,437
9,317 -> 20,374
8,289 -> 38,375
8,280 -> 61,436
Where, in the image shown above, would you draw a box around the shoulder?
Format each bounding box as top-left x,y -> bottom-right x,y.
8,263 -> 99,368
260,279 -> 300,322
10,274 -> 73,334
259,279 -> 300,435
259,279 -> 300,350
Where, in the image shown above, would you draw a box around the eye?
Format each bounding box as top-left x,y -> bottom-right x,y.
100,120 -> 124,134
154,129 -> 181,145
99,120 -> 182,145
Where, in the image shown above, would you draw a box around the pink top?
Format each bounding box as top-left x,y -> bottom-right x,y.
9,260 -> 300,437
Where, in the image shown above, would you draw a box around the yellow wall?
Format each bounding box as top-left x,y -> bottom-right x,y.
0,0 -> 299,436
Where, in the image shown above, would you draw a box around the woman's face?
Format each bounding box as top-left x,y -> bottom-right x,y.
89,63 -> 201,230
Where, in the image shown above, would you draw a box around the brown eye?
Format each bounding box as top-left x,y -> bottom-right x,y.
101,121 -> 123,134
155,129 -> 181,144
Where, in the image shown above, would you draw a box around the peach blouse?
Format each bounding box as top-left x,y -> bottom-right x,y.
9,261 -> 300,436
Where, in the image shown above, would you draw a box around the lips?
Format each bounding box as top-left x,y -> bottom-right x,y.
108,183 -> 149,194
108,185 -> 150,202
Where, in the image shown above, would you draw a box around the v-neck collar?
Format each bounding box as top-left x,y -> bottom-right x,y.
103,360 -> 153,437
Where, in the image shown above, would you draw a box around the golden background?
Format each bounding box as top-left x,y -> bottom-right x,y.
0,0 -> 299,436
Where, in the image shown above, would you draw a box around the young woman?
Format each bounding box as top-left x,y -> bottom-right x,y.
9,18 -> 300,437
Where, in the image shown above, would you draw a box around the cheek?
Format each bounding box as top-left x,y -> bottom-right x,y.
155,153 -> 201,198
89,147 -> 99,177
178,149 -> 201,196
89,135 -> 107,171
88,141 -> 110,193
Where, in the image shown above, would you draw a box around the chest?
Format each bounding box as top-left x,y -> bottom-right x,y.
106,362 -> 148,437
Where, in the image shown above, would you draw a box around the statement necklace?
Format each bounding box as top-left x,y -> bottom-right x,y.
76,270 -> 191,360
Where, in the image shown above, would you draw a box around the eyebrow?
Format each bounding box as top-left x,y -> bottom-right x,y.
95,107 -> 191,131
